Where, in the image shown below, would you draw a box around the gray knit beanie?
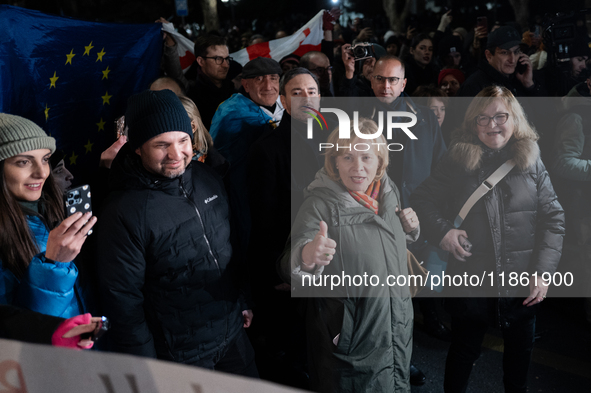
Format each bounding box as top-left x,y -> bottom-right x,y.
0,113 -> 56,161
126,89 -> 193,150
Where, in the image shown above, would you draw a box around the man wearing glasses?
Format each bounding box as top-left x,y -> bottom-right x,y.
367,56 -> 448,387
163,35 -> 236,129
358,55 -> 447,209
459,26 -> 546,97
300,51 -> 334,97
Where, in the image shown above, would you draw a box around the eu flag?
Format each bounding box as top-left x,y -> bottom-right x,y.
0,5 -> 162,176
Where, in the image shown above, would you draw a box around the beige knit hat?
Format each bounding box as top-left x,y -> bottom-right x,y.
0,113 -> 55,161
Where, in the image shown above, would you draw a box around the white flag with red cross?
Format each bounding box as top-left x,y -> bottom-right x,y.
161,10 -> 324,71
230,10 -> 324,65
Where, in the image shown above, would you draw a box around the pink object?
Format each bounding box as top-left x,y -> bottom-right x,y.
51,313 -> 94,349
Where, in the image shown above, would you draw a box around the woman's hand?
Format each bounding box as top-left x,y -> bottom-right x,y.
396,206 -> 419,233
439,229 -> 472,262
45,212 -> 97,262
99,135 -> 127,169
155,17 -> 176,47
523,274 -> 550,307
341,43 -> 355,79
301,221 -> 337,272
242,309 -> 254,328
52,314 -> 103,349
472,26 -> 487,49
438,10 -> 453,32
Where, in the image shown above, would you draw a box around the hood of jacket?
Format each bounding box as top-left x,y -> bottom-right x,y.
449,128 -> 539,172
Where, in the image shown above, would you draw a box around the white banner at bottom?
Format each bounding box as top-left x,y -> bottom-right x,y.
0,339 -> 304,393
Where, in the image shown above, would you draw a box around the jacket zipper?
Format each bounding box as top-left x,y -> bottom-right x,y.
495,186 -> 505,326
179,180 -> 220,274
178,178 -> 229,350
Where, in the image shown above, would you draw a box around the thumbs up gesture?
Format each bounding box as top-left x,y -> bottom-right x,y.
300,221 -> 337,271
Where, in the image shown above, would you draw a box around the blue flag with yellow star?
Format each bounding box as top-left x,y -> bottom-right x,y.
0,5 -> 161,174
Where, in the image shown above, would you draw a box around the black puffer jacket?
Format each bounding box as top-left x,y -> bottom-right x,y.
411,136 -> 565,300
97,146 -> 243,365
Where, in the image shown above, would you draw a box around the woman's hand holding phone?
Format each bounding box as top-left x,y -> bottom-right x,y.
440,229 -> 473,262
46,212 -> 97,262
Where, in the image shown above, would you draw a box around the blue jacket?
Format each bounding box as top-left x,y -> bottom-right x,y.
0,215 -> 82,318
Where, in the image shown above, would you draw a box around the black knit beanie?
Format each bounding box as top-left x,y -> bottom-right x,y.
0,113 -> 55,161
125,89 -> 193,150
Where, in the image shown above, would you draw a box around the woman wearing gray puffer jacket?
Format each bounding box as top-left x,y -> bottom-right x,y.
411,86 -> 564,393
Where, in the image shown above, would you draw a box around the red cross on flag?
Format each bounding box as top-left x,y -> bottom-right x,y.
161,10 -> 324,71
230,10 -> 324,65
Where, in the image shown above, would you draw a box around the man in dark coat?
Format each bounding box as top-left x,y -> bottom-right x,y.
363,54 -> 448,383
245,68 -> 323,384
458,26 -> 546,97
96,90 -> 256,376
247,67 -> 323,291
364,55 -> 447,206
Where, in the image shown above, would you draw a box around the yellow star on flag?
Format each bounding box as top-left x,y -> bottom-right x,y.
83,41 -> 94,56
102,66 -> 111,80
49,71 -> 59,88
84,140 -> 94,153
96,118 -> 106,131
44,104 -> 50,121
101,91 -> 112,105
96,48 -> 106,62
69,151 -> 78,166
65,49 -> 76,65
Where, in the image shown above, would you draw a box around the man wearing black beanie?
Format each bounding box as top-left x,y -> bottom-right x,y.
96,89 -> 257,377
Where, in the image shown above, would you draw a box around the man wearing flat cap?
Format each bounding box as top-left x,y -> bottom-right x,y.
209,57 -> 284,270
96,89 -> 257,376
459,26 -> 546,97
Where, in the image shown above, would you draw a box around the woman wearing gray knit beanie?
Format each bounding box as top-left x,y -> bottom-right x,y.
0,113 -> 97,319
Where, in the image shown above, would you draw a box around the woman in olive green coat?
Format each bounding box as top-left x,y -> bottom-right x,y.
286,118 -> 419,393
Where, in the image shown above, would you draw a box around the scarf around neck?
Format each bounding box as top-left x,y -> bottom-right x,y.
348,179 -> 381,214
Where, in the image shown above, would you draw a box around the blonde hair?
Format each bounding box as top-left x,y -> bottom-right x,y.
460,85 -> 538,142
179,96 -> 214,156
324,117 -> 389,182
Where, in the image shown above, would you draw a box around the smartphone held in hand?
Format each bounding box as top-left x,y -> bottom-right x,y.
459,235 -> 473,253
64,184 -> 93,235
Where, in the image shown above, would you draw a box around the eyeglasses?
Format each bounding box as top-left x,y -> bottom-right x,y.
203,56 -> 233,65
372,75 -> 401,85
309,66 -> 332,76
475,113 -> 509,127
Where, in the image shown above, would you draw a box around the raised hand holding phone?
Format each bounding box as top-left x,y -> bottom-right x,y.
45,211 -> 97,262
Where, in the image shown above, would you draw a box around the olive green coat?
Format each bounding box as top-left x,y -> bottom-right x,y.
286,169 -> 413,393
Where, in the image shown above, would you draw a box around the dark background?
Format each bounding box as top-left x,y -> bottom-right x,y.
0,0 -> 586,31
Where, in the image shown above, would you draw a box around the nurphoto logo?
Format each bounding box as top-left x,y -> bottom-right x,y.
306,107 -> 419,152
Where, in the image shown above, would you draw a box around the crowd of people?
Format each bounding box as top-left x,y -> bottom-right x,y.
2,5 -> 591,393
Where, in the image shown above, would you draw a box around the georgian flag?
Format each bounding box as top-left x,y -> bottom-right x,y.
162,10 -> 324,71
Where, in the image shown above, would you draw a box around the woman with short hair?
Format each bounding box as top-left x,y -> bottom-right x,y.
286,117 -> 419,392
